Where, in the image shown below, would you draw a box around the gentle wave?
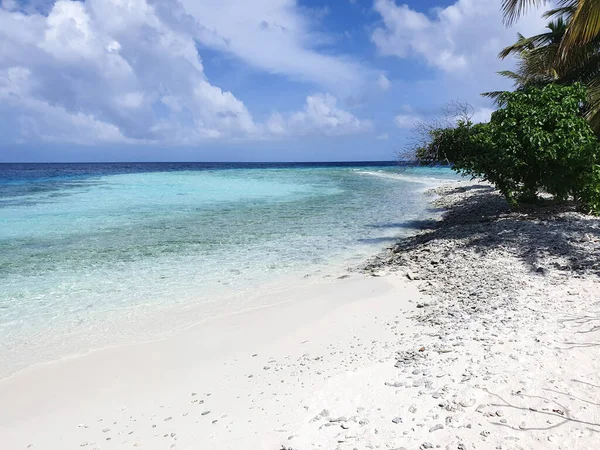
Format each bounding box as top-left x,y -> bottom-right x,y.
353,169 -> 454,185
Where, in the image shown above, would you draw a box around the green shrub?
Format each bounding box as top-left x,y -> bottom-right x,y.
417,83 -> 600,214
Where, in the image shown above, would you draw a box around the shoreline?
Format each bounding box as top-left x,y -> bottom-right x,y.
2,180 -> 599,449
0,174 -> 445,381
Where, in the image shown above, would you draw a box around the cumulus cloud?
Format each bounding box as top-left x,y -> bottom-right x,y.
268,93 -> 372,137
393,104 -> 423,129
372,0 -> 547,130
0,0 -> 259,143
371,0 -> 547,75
0,67 -> 127,144
394,114 -> 420,129
472,107 -> 494,123
0,0 -> 372,145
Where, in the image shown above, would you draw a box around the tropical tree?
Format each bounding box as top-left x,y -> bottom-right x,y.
502,0 -> 600,53
488,3 -> 600,131
483,17 -> 568,98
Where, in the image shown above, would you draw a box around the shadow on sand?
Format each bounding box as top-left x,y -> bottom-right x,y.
387,184 -> 600,277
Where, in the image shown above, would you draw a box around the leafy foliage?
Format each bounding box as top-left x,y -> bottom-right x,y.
416,84 -> 600,214
491,2 -> 600,133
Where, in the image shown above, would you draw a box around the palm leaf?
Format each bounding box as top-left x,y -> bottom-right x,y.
560,0 -> 600,51
502,0 -> 549,25
481,90 -> 509,106
543,5 -> 576,19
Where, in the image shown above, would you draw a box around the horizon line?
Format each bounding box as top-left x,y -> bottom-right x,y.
0,160 -> 401,165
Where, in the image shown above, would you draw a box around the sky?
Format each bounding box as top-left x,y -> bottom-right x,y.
0,0 -> 550,162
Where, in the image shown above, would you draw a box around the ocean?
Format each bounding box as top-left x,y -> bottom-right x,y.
0,162 -> 460,376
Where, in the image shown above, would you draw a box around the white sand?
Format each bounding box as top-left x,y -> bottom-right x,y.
2,269 -> 600,449
2,184 -> 600,449
0,273 -> 421,449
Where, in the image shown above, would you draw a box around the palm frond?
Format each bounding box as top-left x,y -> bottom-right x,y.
543,5 -> 576,19
560,0 -> 600,51
502,0 -> 549,26
481,90 -> 509,106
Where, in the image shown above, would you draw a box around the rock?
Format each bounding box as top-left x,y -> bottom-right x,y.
329,417 -> 347,423
429,424 -> 444,432
201,411 -> 210,416
406,271 -> 419,280
459,399 -> 476,408
392,417 -> 403,424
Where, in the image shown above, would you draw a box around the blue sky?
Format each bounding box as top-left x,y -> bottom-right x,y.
0,0 -> 549,162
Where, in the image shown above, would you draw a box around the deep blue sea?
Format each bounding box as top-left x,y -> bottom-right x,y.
0,162 -> 460,375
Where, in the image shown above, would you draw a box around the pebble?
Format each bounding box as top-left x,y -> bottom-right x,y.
329,416 -> 347,423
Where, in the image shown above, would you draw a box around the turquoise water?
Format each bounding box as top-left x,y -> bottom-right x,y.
0,163 -> 459,375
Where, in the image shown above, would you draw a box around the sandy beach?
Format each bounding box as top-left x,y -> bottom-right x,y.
2,181 -> 600,449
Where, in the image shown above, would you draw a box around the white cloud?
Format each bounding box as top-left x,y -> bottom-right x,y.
472,107 -> 494,123
394,114 -> 420,129
376,132 -> 389,140
269,93 -> 372,137
372,0 -> 548,128
377,73 -> 391,91
0,0 -> 372,144
0,0 -> 257,143
372,0 -> 547,75
177,0 -> 373,93
0,67 -> 128,144
393,104 -> 423,129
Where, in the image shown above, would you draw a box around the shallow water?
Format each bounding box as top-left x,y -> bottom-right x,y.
0,162 -> 460,376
